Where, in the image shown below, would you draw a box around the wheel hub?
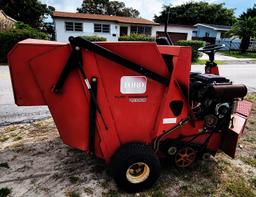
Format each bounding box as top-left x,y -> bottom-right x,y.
175,147 -> 197,168
126,162 -> 150,184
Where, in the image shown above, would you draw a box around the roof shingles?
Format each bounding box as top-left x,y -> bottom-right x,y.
52,11 -> 159,26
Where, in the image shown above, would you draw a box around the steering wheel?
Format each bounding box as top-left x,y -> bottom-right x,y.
198,44 -> 225,53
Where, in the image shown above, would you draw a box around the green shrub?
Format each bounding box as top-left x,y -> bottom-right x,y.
80,35 -> 107,42
15,21 -> 35,31
176,40 -> 205,62
118,34 -> 155,41
0,27 -> 48,63
0,187 -> 11,197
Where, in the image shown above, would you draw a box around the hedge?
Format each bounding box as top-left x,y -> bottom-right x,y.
0,29 -> 48,63
80,35 -> 107,42
119,34 -> 155,41
176,40 -> 205,62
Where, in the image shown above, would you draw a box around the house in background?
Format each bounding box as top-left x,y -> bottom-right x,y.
153,24 -> 194,44
193,23 -> 231,44
53,11 -> 235,45
52,11 -> 159,42
0,10 -> 16,31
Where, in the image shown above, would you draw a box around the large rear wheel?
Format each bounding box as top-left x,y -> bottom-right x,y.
111,143 -> 161,192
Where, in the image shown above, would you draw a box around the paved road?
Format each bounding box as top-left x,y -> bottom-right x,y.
192,64 -> 256,92
0,64 -> 256,125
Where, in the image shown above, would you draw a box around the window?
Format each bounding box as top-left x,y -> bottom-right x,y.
130,26 -> 152,36
94,24 -> 110,33
205,32 -> 210,37
94,24 -> 102,32
131,26 -> 137,34
102,24 -> 110,33
65,22 -> 74,31
74,23 -> 83,31
65,22 -> 83,32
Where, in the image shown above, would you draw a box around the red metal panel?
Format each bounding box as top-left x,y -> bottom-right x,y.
29,46 -> 92,151
235,100 -> 252,117
8,40 -> 66,105
82,42 -> 169,146
28,46 -> 121,162
221,114 -> 247,158
154,46 -> 192,137
97,42 -> 170,78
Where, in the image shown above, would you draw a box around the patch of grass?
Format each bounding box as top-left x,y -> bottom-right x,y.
66,191 -> 80,197
220,51 -> 256,59
192,59 -> 225,65
244,136 -> 256,143
225,177 -> 255,197
251,177 -> 256,188
13,136 -> 22,141
102,190 -> 119,197
4,126 -> 17,132
151,190 -> 166,197
0,187 -> 11,197
246,93 -> 256,103
100,180 -> 109,189
83,187 -> 94,195
0,135 -> 9,142
32,121 -> 47,130
0,163 -> 9,169
240,156 -> 256,168
69,176 -> 80,184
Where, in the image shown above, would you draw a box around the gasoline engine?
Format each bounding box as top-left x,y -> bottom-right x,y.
190,73 -> 247,131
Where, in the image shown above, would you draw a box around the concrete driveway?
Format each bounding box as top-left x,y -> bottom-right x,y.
1,63 -> 256,125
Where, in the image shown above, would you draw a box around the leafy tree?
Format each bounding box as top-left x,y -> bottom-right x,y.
228,16 -> 256,52
240,4 -> 256,19
154,2 -> 236,26
77,0 -> 139,17
0,0 -> 52,29
228,4 -> 256,52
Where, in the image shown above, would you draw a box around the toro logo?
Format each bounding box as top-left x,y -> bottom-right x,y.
120,76 -> 147,94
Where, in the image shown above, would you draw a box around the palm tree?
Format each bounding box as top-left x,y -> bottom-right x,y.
228,16 -> 256,52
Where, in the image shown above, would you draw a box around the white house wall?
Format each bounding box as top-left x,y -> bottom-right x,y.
216,32 -> 221,40
55,18 -> 120,42
152,25 -> 193,40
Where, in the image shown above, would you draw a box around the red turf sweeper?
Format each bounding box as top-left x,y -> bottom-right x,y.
8,36 -> 252,192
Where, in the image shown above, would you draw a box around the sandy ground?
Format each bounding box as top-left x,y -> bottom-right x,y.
0,119 -> 114,197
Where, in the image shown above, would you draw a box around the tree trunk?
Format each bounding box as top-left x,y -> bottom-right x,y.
240,36 -> 251,52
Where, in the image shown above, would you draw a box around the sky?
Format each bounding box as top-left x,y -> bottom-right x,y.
41,0 -> 255,20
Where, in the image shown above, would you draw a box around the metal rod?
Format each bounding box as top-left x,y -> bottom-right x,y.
73,37 -> 169,86
75,48 -> 108,130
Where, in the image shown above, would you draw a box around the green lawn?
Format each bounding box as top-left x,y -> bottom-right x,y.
220,51 -> 256,59
192,59 -> 225,65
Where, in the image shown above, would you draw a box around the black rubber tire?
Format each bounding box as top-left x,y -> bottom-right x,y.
111,142 -> 161,193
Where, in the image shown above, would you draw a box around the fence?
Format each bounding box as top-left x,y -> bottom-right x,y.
215,39 -> 256,52
248,40 -> 256,51
215,39 -> 240,50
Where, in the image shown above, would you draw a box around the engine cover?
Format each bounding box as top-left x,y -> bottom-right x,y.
191,73 -> 230,83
